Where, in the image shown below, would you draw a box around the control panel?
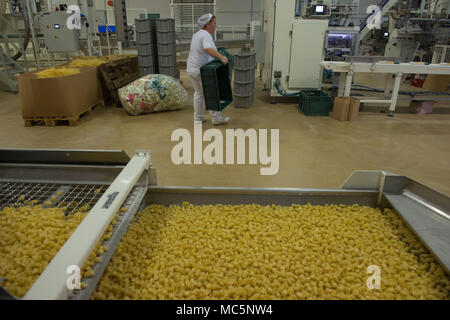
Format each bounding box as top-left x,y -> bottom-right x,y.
39,11 -> 80,53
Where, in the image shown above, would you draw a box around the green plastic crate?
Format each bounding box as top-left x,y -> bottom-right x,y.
298,90 -> 332,116
140,13 -> 160,20
200,47 -> 234,111
217,47 -> 234,81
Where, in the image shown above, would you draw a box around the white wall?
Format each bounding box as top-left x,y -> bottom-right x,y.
127,0 -> 170,18
215,0 -> 262,25
94,0 -> 169,15
94,0 -> 170,25
94,0 -> 261,26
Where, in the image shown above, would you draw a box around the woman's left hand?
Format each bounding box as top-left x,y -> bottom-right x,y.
219,55 -> 228,65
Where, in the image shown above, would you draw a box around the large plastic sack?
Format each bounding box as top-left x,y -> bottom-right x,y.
118,74 -> 187,115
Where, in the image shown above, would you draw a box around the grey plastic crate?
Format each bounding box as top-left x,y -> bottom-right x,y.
139,66 -> 154,77
234,69 -> 255,82
157,42 -> 176,55
158,54 -> 176,66
137,43 -> 154,55
136,31 -> 153,44
156,31 -> 176,44
155,19 -> 175,32
135,19 -> 151,32
159,65 -> 177,77
233,80 -> 255,95
234,51 -> 256,70
138,54 -> 154,67
234,93 -> 254,108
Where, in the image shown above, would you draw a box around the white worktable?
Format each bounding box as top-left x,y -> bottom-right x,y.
320,61 -> 450,116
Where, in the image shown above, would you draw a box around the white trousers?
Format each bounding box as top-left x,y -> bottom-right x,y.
188,72 -> 222,121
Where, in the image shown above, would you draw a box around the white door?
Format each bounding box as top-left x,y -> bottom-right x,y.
288,19 -> 328,89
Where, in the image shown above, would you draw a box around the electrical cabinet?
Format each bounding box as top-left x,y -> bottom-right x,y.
39,11 -> 79,53
259,0 -> 328,96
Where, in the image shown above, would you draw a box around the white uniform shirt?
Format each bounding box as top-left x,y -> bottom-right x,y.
186,30 -> 216,76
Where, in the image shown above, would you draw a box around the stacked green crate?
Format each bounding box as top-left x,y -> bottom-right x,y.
200,47 -> 234,111
298,90 -> 332,116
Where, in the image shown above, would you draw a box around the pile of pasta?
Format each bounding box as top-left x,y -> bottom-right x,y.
92,203 -> 450,300
35,66 -> 80,79
69,58 -> 106,67
0,203 -> 117,297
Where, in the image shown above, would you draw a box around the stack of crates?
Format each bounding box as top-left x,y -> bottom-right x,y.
233,50 -> 256,108
135,19 -> 158,76
155,19 -> 178,79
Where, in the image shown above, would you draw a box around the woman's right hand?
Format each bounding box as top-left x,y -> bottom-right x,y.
219,55 -> 228,65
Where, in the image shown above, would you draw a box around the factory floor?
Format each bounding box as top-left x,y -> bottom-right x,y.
0,71 -> 449,196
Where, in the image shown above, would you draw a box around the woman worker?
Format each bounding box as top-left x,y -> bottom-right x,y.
187,13 -> 229,125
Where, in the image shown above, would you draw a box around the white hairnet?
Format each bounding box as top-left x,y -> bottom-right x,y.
197,13 -> 213,28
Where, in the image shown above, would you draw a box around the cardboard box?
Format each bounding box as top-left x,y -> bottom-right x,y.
347,98 -> 360,121
422,75 -> 450,92
18,66 -> 101,119
331,97 -> 349,121
332,97 -> 360,121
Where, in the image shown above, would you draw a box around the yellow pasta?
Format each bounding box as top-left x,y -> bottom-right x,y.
92,203 -> 450,300
36,67 -> 80,78
0,205 -> 117,297
69,58 -> 105,67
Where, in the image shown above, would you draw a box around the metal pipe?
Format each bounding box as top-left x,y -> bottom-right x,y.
106,24 -> 111,55
384,74 -> 393,98
359,99 -> 392,104
389,73 -> 403,114
344,70 -> 353,96
25,0 -> 40,68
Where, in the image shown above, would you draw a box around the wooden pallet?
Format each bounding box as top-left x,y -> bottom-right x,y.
99,56 -> 139,107
23,102 -> 101,127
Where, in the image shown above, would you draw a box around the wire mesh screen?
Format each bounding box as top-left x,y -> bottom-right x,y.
432,45 -> 450,63
0,182 -> 110,215
0,182 -> 60,209
55,184 -> 109,215
171,2 -> 216,41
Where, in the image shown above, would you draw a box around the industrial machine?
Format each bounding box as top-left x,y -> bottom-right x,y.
0,0 -> 126,91
38,11 -> 79,52
359,0 -> 450,61
322,26 -> 360,84
260,0 -> 329,97
0,148 -> 449,299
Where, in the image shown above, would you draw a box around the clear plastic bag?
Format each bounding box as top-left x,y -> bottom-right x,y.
118,74 -> 187,115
